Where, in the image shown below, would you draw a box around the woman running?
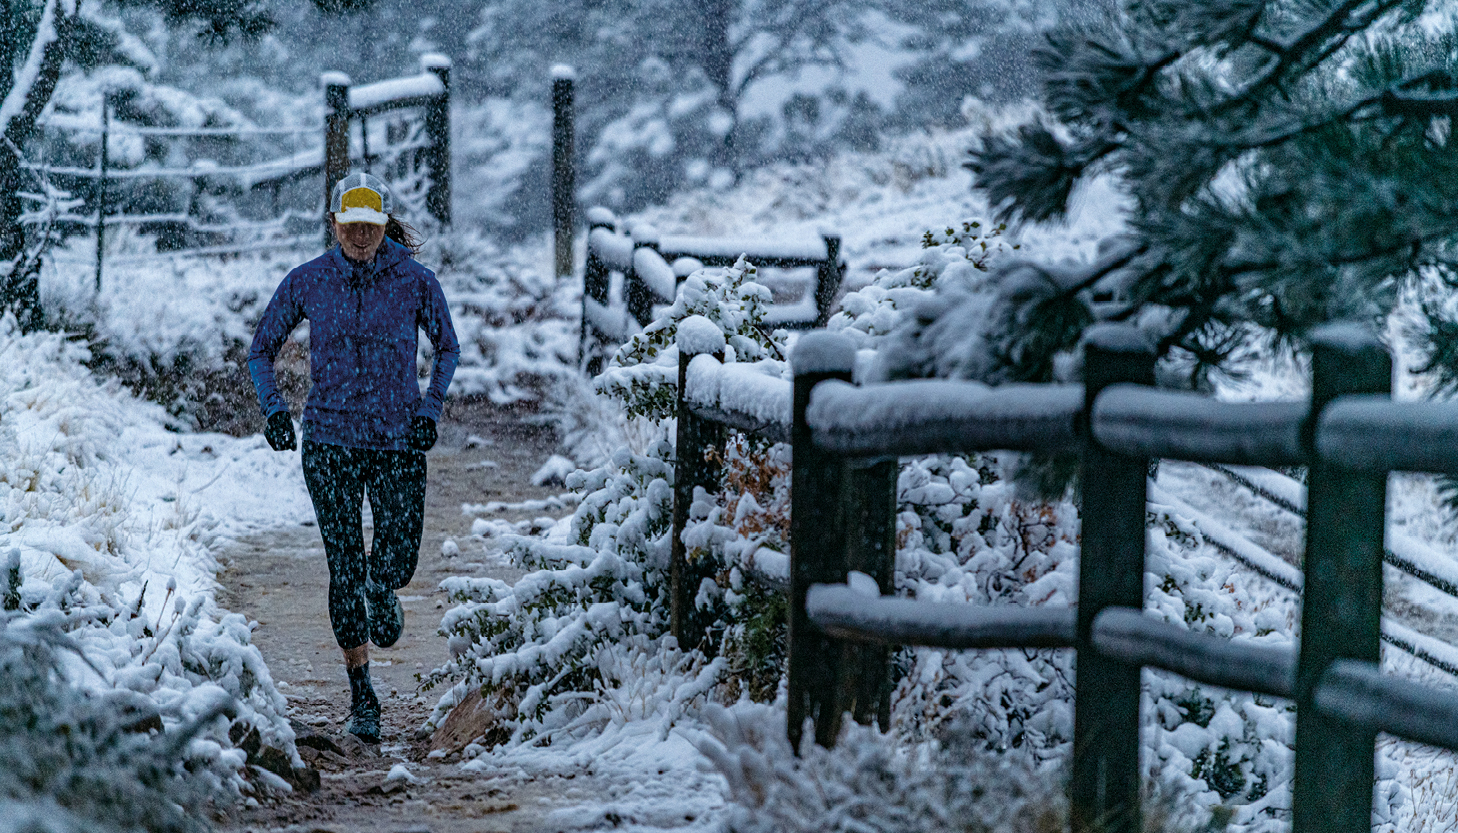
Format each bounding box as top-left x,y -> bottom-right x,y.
248,171 -> 459,742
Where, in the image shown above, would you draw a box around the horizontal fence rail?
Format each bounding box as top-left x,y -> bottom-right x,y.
807,585 -> 1077,649
807,589 -> 1300,699
806,378 -> 1083,455
1090,607 -> 1296,698
684,354 -> 791,443
1094,387 -> 1308,466
659,317 -> 1458,833
1318,396 -> 1458,475
579,207 -> 844,374
1316,659 -> 1458,750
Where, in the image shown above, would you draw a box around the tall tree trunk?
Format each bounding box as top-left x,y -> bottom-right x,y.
0,4 -> 71,330
692,0 -> 740,175
0,0 -> 21,266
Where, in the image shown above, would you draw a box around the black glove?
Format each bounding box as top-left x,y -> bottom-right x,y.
264,411 -> 296,451
408,416 -> 437,452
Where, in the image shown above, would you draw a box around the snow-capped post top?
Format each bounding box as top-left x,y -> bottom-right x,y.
1305,320 -> 1392,455
629,221 -> 659,247
551,64 -> 577,81
586,206 -> 616,228
1308,321 -> 1385,359
320,71 -> 351,88
421,53 -> 451,70
792,331 -> 857,375
1082,322 -> 1154,357
676,315 -> 726,357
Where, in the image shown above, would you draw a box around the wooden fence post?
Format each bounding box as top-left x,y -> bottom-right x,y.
581,207 -> 614,374
422,54 -> 452,227
1291,324 -> 1391,833
788,332 -> 856,750
552,65 -> 576,280
672,328 -> 726,651
627,225 -> 657,327
1072,324 -> 1155,833
322,72 -> 352,247
839,457 -> 896,730
94,91 -> 112,293
815,232 -> 842,328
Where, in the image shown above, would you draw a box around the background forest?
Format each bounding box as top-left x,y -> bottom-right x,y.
103,0 -> 1106,237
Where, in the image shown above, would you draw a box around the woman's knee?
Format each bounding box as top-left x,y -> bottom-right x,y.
371,540 -> 420,589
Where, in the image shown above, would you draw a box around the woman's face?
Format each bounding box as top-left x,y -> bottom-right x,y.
332,217 -> 386,262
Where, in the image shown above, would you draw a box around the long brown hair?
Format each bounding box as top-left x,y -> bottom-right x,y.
384,214 -> 424,255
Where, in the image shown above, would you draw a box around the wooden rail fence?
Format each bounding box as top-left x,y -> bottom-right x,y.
23,54 -> 453,293
667,320 -> 1458,833
579,207 -> 844,374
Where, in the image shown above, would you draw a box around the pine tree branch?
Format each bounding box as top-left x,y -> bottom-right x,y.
1068,240 -> 1148,297
1218,0 -> 1404,115
1210,91 -> 1384,150
1247,34 -> 1285,54
1006,241 -> 1152,327
1039,28 -> 1183,130
1220,233 -> 1429,278
1215,66 -> 1458,151
1380,89 -> 1458,119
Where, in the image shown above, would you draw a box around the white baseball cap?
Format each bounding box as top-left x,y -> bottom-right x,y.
330,171 -> 392,225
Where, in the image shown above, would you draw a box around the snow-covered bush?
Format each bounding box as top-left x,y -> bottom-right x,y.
697,700 -> 1067,833
690,433 -> 793,702
698,699 -> 1225,833
425,258 -> 780,741
0,609 -> 233,828
829,218 -> 1019,354
0,314 -> 301,810
0,593 -> 243,833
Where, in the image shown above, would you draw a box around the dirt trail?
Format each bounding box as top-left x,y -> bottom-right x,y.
216,399 -> 582,833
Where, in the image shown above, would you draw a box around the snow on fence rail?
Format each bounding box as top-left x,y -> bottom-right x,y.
666,321 -> 1458,833
578,206 -> 845,373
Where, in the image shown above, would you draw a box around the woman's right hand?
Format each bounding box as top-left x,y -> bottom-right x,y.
265,411 -> 297,451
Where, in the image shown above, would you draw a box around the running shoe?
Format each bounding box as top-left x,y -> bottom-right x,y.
345,700 -> 380,743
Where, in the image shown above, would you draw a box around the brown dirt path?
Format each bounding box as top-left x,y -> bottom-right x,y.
216,398 -> 585,833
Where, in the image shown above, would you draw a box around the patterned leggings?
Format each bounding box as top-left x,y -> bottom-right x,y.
301,441 -> 427,650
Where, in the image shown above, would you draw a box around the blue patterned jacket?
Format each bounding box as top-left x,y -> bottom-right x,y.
248,238 -> 459,451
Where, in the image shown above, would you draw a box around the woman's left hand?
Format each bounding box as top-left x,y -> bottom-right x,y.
408,416 -> 437,452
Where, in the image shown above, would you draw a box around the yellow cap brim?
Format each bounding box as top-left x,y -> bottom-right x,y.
335,207 -> 388,225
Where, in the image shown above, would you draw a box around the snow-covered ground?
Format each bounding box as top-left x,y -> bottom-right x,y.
0,312 -> 313,826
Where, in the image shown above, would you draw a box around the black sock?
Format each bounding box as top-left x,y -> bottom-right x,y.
348,663 -> 378,711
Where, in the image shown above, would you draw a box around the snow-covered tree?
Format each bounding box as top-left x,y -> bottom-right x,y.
0,0 -> 372,329
948,0 -> 1458,391
462,0 -> 883,211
